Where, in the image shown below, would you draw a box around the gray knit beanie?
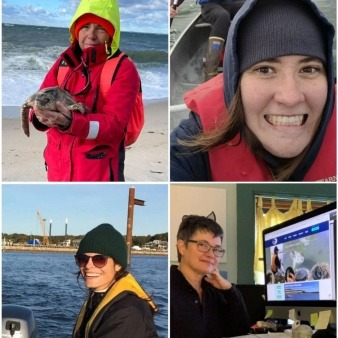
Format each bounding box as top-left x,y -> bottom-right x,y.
237,0 -> 327,73
77,223 -> 127,268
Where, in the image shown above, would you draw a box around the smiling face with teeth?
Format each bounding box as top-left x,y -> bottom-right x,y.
240,55 -> 327,158
80,253 -> 122,292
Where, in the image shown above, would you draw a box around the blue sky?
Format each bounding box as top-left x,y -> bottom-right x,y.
2,0 -> 168,34
2,184 -> 168,237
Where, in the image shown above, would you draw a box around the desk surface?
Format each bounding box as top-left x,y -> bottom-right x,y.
233,332 -> 291,338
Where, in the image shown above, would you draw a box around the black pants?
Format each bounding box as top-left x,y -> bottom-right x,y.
201,1 -> 245,40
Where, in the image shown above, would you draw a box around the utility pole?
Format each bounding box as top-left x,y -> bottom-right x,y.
126,187 -> 145,266
49,219 -> 52,245
65,218 -> 68,245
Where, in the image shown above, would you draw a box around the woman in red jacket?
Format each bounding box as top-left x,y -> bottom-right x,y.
31,0 -> 139,181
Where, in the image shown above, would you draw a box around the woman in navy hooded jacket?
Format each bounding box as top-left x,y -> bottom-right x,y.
170,0 -> 336,182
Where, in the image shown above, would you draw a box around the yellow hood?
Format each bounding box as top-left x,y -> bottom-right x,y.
69,0 -> 120,55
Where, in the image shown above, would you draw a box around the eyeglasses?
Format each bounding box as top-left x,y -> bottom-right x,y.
74,254 -> 109,268
188,240 -> 225,258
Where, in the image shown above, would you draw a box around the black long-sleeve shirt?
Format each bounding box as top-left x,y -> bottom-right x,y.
170,265 -> 250,338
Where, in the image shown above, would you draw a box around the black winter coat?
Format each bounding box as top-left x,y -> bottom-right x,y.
170,265 -> 250,338
74,291 -> 158,338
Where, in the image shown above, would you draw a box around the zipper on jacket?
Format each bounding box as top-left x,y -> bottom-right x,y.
91,49 -> 96,63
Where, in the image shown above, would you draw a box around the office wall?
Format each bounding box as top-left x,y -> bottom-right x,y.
169,183 -> 336,285
236,183 -> 337,284
170,184 -> 238,282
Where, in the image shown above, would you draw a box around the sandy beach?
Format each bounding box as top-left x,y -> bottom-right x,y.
2,100 -> 168,182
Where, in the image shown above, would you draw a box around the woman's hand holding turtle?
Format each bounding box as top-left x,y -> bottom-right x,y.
34,101 -> 72,128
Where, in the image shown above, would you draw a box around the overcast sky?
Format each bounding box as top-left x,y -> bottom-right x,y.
2,0 -> 168,34
3,184 -> 168,237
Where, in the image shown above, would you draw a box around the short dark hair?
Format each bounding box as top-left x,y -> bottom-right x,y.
176,215 -> 224,262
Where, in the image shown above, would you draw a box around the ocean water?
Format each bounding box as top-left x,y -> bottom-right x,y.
2,24 -> 168,116
2,252 -> 168,338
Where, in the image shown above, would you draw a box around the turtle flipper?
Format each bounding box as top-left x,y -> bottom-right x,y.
21,105 -> 30,137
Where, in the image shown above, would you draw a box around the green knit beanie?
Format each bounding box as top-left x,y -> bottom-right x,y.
77,223 -> 127,268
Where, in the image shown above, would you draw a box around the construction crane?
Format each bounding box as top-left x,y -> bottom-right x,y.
36,211 -> 49,246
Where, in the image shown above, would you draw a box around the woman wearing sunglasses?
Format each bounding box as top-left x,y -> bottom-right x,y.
171,215 -> 250,338
29,0 -> 140,181
73,223 -> 158,338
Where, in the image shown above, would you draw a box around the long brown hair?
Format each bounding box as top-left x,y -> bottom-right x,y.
179,87 -> 316,181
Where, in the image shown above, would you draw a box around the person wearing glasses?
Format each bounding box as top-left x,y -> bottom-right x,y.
73,223 -> 158,337
171,215 -> 250,338
30,0 -> 140,181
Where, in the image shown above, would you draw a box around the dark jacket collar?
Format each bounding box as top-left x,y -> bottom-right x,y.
171,265 -> 209,291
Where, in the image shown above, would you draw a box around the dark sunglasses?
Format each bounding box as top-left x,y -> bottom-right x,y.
74,254 -> 109,268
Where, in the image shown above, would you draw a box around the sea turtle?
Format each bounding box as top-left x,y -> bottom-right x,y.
21,87 -> 86,137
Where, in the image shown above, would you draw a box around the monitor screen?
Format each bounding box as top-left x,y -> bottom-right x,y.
263,202 -> 336,308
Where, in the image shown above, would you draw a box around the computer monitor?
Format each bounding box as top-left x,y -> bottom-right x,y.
262,201 -> 336,323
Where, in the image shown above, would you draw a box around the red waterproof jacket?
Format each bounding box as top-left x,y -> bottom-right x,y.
183,74 -> 336,182
31,43 -> 139,181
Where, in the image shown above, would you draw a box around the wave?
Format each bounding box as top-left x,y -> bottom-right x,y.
126,50 -> 168,64
3,48 -> 168,72
3,68 -> 168,106
4,55 -> 54,71
3,45 -> 67,71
